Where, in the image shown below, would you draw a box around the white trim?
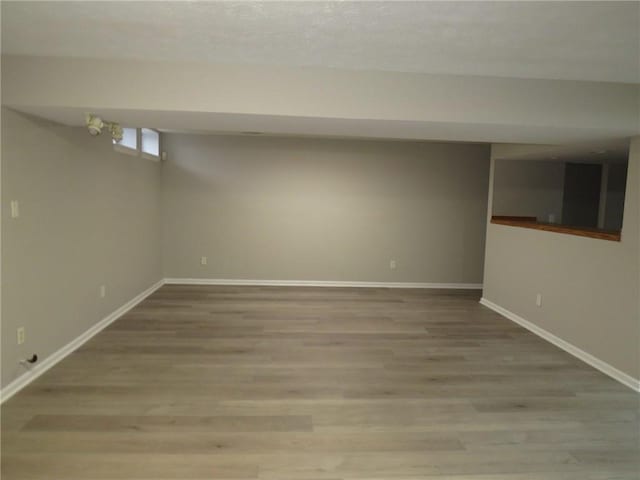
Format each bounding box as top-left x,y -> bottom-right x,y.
479,297 -> 640,392
113,143 -> 139,157
164,278 -> 482,289
140,152 -> 161,162
0,279 -> 165,404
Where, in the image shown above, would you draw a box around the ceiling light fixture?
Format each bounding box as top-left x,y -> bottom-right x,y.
85,114 -> 124,143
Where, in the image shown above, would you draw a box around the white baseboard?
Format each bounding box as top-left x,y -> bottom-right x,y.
479,297 -> 640,392
0,279 -> 165,404
164,278 -> 483,290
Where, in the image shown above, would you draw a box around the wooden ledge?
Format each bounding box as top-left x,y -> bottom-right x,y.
491,216 -> 621,242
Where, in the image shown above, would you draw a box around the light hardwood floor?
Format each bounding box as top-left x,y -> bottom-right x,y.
2,285 -> 638,479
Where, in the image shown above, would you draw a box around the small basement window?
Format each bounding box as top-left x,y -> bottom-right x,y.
141,128 -> 160,158
113,127 -> 138,153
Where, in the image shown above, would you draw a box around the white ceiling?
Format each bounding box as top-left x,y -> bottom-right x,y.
2,1 -> 639,84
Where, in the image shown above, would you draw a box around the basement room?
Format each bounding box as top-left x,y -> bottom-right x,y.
1,1 -> 639,479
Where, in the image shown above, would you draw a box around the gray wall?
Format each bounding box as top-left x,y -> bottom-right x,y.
492,159 -> 566,222
483,140 -> 640,380
1,108 -> 163,389
162,134 -> 490,284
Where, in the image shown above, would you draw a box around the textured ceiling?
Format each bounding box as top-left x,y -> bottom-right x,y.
2,1 -> 639,83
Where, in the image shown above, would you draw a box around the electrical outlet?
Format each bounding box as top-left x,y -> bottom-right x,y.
10,200 -> 19,218
390,259 -> 397,270
201,256 -> 208,266
536,293 -> 542,307
17,327 -> 25,345
100,285 -> 106,298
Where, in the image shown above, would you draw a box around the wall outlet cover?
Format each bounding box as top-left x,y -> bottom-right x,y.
10,200 -> 19,218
